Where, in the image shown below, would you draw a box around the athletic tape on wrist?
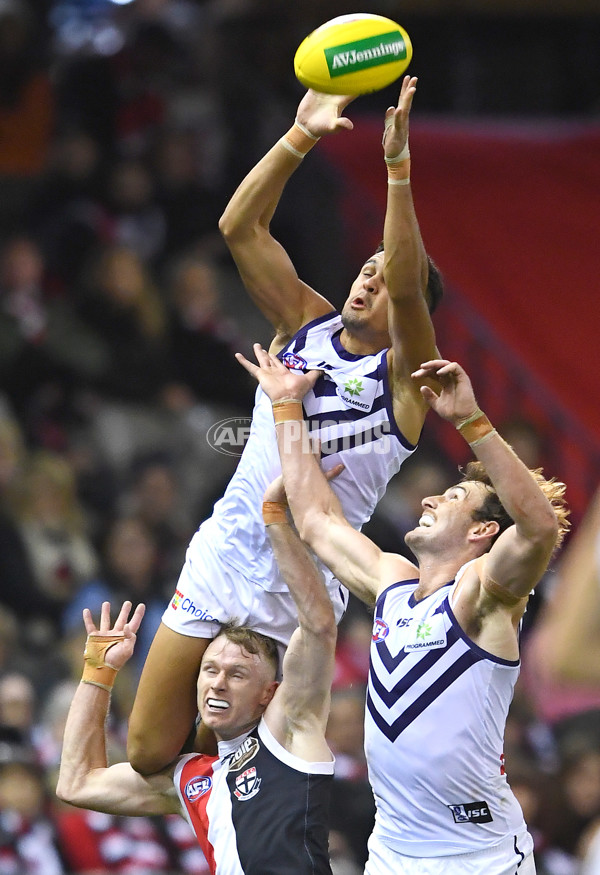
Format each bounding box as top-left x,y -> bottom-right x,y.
272,399 -> 304,424
82,632 -> 124,691
482,576 -> 529,607
456,409 -> 496,446
383,115 -> 410,163
262,500 -> 288,526
294,118 -> 319,141
280,122 -> 320,159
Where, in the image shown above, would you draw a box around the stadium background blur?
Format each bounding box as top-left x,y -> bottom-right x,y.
0,1 -> 599,872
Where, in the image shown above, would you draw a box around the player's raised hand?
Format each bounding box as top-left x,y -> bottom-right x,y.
383,75 -> 417,161
411,359 -> 479,425
236,343 -> 322,402
83,600 -> 146,672
296,90 -> 355,137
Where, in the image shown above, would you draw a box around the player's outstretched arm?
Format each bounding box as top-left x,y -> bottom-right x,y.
56,601 -> 180,818
383,77 -> 440,445
218,90 -> 354,351
261,477 -> 336,762
414,359 -> 565,602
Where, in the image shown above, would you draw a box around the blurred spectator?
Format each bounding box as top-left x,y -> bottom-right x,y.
0,0 -> 54,236
326,686 -> 367,781
332,600 -> 371,691
3,450 -> 99,633
0,235 -> 107,443
119,453 -> 194,582
579,818 -> 600,875
31,680 -> 78,777
112,20 -> 181,156
61,515 -> 167,684
0,0 -> 52,176
554,741 -> 600,858
151,127 -> 225,261
27,128 -> 108,288
55,808 -> 208,874
0,609 -> 26,678
0,758 -> 66,874
75,243 -> 169,404
102,158 -> 166,263
164,252 -> 255,410
0,673 -> 35,739
0,414 -> 37,615
326,681 -> 374,870
0,407 -> 26,493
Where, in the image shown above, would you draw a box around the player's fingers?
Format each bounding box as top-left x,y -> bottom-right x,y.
420,385 -> 439,404
125,603 -> 146,637
267,353 -> 287,370
325,463 -> 345,482
82,608 -> 96,635
416,359 -> 451,371
100,601 -> 111,632
115,600 -> 133,631
252,343 -> 271,366
235,352 -> 259,377
305,368 -> 323,388
434,363 -> 460,376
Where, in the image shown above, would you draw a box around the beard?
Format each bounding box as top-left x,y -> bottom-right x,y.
341,305 -> 369,334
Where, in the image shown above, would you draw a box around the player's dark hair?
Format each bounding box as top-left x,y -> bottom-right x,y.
217,622 -> 280,678
374,242 -> 444,314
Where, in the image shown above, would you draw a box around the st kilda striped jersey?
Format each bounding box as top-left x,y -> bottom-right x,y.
174,718 -> 334,874
194,312 -> 416,595
366,562 -> 528,857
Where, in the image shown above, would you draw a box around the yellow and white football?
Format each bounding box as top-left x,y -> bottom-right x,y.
294,13 -> 412,95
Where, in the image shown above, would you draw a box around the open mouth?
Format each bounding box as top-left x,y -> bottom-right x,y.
418,513 -> 435,528
206,698 -> 229,711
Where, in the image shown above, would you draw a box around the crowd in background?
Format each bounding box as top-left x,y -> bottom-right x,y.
0,1 -> 599,873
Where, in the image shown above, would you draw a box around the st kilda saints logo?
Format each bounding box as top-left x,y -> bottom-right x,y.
234,767 -> 261,801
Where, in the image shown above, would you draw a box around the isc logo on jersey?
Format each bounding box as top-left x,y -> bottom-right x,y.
185,776 -> 212,801
448,800 -> 493,824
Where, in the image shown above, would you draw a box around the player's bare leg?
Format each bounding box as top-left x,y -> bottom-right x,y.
127,623 -> 210,774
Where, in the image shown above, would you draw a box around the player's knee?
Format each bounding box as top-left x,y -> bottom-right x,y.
127,729 -> 173,776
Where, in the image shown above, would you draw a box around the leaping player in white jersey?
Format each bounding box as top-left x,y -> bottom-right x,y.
128,76 -> 444,775
238,348 -> 570,874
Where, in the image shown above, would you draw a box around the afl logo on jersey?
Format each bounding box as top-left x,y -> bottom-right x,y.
282,352 -> 307,371
234,767 -> 262,801
372,618 -> 389,642
185,775 -> 212,801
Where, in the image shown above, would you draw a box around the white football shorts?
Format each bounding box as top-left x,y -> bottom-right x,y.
364,829 -> 536,875
161,532 -> 348,647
